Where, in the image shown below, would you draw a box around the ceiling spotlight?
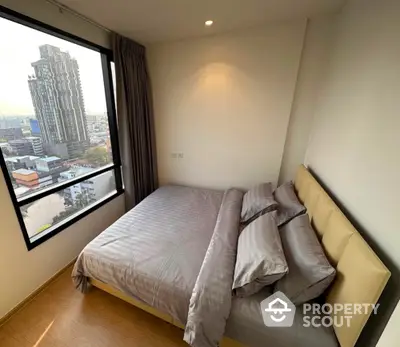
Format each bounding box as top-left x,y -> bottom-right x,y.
205,20 -> 213,27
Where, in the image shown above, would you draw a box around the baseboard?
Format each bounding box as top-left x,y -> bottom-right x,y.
0,258 -> 76,327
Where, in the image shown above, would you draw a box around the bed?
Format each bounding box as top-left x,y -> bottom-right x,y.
72,165 -> 391,347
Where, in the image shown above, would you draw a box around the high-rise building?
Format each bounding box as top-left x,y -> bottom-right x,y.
28,44 -> 89,159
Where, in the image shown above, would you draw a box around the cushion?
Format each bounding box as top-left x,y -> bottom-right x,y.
275,214 -> 336,305
321,210 -> 355,266
272,181 -> 306,226
326,233 -> 390,347
293,165 -> 391,347
233,213 -> 288,297
309,189 -> 335,237
240,183 -> 278,224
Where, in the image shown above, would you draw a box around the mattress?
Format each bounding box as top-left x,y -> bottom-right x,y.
73,185 -> 224,324
73,184 -> 338,347
226,288 -> 338,347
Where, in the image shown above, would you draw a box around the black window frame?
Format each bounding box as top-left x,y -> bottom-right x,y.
0,5 -> 124,251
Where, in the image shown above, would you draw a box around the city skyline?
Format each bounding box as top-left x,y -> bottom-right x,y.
0,11 -> 118,243
0,16 -> 107,116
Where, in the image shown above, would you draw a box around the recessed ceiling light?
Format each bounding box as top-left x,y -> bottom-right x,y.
205,20 -> 213,27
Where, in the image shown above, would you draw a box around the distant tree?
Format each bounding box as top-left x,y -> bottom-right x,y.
74,193 -> 90,209
52,205 -> 80,224
84,147 -> 110,167
52,192 -> 91,224
53,210 -> 71,224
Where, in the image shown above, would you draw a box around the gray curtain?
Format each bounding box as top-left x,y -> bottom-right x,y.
112,33 -> 158,211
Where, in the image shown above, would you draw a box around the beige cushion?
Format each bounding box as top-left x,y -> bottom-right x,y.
304,187 -> 321,222
294,165 -> 313,202
326,234 -> 390,347
310,190 -> 335,238
321,211 -> 355,266
294,165 -> 391,347
294,166 -> 322,224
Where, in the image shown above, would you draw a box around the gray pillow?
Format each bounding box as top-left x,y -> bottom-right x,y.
272,181 -> 306,226
275,214 -> 336,305
233,213 -> 288,297
240,182 -> 278,224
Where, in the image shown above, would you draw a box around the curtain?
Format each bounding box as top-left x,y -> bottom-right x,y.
112,33 -> 158,211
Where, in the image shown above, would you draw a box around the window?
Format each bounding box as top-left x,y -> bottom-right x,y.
0,6 -> 123,250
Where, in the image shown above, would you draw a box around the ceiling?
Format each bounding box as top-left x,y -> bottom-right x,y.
57,0 -> 346,43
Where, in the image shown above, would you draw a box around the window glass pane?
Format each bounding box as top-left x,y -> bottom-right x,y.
111,62 -> 117,99
22,170 -> 116,242
0,16 -> 114,200
110,62 -> 117,115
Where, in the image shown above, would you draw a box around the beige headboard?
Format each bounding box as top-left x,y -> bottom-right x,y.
293,165 -> 390,347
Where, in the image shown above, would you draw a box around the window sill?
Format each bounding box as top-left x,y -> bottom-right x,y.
26,189 -> 124,251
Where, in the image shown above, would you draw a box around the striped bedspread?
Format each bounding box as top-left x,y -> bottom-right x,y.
72,185 -> 226,324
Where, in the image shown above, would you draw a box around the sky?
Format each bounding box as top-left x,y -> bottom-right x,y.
0,16 -> 108,116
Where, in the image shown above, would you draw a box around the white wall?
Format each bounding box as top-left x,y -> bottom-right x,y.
305,0 -> 400,269
377,301 -> 400,347
0,171 -> 125,318
148,21 -> 306,190
305,0 -> 400,343
278,16 -> 336,184
0,1 -> 124,319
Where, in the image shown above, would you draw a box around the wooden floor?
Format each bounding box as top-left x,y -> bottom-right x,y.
0,267 -> 188,347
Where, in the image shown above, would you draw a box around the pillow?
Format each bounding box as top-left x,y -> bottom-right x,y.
240,183 -> 278,224
272,181 -> 306,226
233,213 -> 288,297
275,214 -> 336,305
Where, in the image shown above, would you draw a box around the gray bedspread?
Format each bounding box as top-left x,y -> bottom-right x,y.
72,184 -> 338,347
184,188 -> 243,347
226,288 -> 338,347
72,185 -> 225,324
